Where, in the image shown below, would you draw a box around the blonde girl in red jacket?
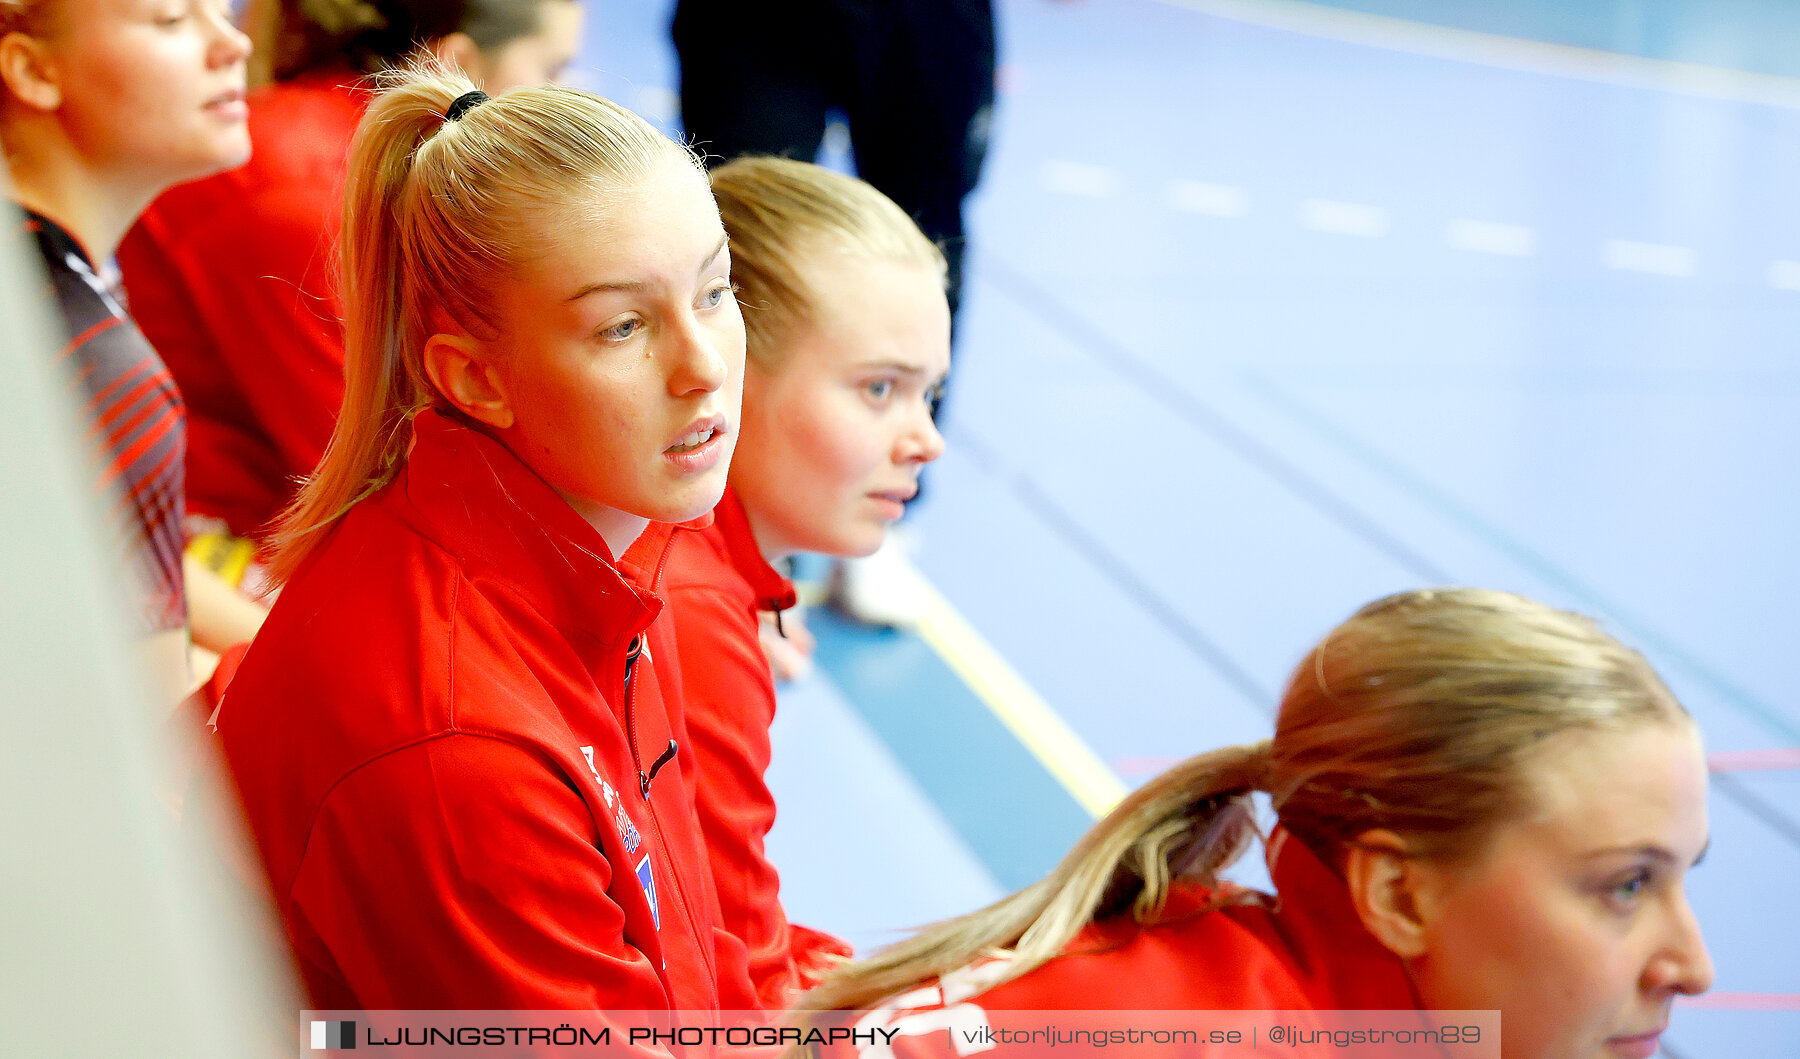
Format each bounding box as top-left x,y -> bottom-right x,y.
801,588 -> 1714,1059
660,156 -> 950,1008
217,66 -> 758,1013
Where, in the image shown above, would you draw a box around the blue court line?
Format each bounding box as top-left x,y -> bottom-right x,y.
1152,0 -> 1800,109
979,255 -> 1800,855
1243,374 -> 1800,750
980,259 -> 1455,588
1707,774 -> 1800,850
948,426 -> 1277,713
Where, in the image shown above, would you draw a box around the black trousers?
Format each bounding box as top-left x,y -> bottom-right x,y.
672,0 -> 996,321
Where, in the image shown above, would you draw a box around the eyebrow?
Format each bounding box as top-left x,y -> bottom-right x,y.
856,360 -> 952,382
1581,838 -> 1710,867
564,234 -> 730,303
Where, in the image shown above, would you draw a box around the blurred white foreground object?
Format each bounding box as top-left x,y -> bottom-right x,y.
0,199 -> 298,1057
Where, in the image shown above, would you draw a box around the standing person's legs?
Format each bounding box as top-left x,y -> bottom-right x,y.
840,0 -> 996,328
671,0 -> 838,165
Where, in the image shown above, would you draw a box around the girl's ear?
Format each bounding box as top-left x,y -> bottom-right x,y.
423,332 -> 514,429
1343,829 -> 1434,960
425,32 -> 485,85
0,31 -> 63,113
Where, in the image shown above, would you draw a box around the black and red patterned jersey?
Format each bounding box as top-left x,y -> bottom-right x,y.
25,208 -> 188,633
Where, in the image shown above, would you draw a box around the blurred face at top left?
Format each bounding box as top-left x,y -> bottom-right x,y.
5,0 -> 251,184
462,0 -> 584,93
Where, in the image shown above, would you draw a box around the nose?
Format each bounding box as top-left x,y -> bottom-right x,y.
1645,892 -> 1715,999
666,308 -> 734,397
206,6 -> 254,69
896,398 -> 946,466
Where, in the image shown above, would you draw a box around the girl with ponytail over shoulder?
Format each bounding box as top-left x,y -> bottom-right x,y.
217,67 -> 758,1013
804,589 -> 1716,1059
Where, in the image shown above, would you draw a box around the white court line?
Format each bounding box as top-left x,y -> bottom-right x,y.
1603,239 -> 1696,277
1041,160 -> 1117,198
1446,218 -> 1536,257
1769,260 -> 1800,292
1166,180 -> 1249,218
1151,0 -> 1800,111
910,573 -> 1128,819
1299,198 -> 1388,237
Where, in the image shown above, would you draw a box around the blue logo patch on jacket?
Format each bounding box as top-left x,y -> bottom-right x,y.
635,854 -> 659,929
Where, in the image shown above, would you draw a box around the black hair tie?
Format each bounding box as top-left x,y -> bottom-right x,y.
444,89 -> 489,122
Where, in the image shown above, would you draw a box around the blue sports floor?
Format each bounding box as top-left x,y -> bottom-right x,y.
580,2 -> 1800,1055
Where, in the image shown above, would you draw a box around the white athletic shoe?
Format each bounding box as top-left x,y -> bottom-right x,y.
828,528 -> 929,629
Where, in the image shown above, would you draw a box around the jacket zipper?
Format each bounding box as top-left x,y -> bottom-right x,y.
621,630 -> 645,779
628,531 -> 681,799
621,526 -> 721,997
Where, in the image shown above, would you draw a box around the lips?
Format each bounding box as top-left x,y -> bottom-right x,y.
867,486 -> 916,522
665,414 -> 727,455
662,413 -> 730,476
204,88 -> 248,120
1605,1030 -> 1664,1058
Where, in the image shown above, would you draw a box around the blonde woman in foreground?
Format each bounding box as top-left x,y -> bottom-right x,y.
217,67 -> 757,1013
801,588 -> 1713,1059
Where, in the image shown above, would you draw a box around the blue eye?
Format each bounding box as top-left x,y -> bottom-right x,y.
701,283 -> 734,309
600,318 -> 642,342
1604,869 -> 1653,911
865,379 -> 894,401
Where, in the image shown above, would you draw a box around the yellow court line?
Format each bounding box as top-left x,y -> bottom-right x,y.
910,574 -> 1128,819
1153,0 -> 1800,111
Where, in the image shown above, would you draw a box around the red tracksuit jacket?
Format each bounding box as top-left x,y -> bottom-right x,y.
663,487 -> 853,1008
119,70 -> 365,539
833,831 -> 1423,1056
219,410 -> 755,1013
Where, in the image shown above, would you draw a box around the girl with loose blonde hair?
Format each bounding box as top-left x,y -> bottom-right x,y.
802,589 -> 1714,1059
2,0 -> 258,711
661,155 -> 950,1007
216,66 -> 758,1012
117,0 -> 583,557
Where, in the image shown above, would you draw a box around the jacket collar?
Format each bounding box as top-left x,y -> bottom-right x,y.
398,409 -> 658,646
1265,828 -> 1422,1010
711,485 -> 796,613
22,208 -> 88,266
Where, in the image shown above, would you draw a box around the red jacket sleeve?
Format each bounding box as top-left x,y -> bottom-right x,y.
286,733 -> 676,1013
668,583 -> 852,1009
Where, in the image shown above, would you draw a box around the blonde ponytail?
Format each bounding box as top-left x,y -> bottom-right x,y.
797,741 -> 1271,1013
800,588 -> 1691,1015
269,64 -> 686,581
